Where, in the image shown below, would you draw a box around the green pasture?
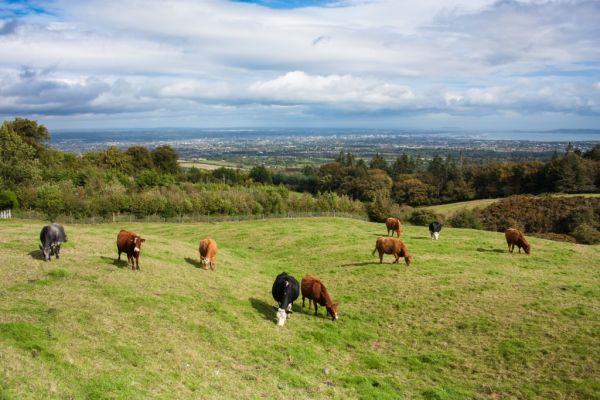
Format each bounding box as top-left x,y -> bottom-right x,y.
0,218 -> 598,399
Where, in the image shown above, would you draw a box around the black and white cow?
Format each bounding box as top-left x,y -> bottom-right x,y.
39,223 -> 68,261
271,272 -> 300,326
429,221 -> 442,240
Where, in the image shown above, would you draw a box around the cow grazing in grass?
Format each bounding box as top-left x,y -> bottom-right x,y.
505,228 -> 531,255
117,230 -> 145,270
372,237 -> 413,266
272,272 -> 300,326
385,217 -> 402,237
301,275 -> 338,320
39,223 -> 67,262
429,221 -> 442,240
199,238 -> 218,270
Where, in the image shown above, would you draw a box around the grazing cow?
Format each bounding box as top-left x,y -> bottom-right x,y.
385,217 -> 402,237
429,221 -> 443,240
505,228 -> 531,255
199,238 -> 218,270
39,223 -> 68,262
372,237 -> 413,266
272,272 -> 300,326
301,275 -> 338,320
116,230 -> 146,270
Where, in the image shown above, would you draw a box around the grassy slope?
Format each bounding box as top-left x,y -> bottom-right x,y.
0,218 -> 599,400
422,193 -> 600,217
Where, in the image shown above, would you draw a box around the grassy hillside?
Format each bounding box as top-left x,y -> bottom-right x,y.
0,218 -> 599,399
422,193 -> 600,218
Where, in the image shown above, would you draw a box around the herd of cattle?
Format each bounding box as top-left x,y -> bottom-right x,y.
38,217 -> 531,326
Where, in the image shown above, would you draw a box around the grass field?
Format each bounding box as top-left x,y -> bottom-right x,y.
0,218 -> 599,399
422,193 -> 600,218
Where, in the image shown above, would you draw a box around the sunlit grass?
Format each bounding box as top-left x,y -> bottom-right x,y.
0,218 -> 598,399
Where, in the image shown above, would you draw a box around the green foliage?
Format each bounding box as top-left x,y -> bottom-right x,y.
152,145 -> 179,174
126,145 -> 154,171
571,223 -> 600,245
409,209 -> 443,226
366,191 -> 394,222
0,123 -> 41,189
35,183 -> 64,220
480,196 -> 600,243
249,164 -> 273,184
448,209 -> 483,229
4,118 -> 49,149
0,190 -> 18,209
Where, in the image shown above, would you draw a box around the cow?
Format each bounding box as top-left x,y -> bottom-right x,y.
301,275 -> 338,321
272,272 -> 300,326
116,230 -> 146,270
199,238 -> 218,270
372,237 -> 413,266
385,217 -> 401,237
39,223 -> 68,262
505,228 -> 531,255
429,221 -> 443,240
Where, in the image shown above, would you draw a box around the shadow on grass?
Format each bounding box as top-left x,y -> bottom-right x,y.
410,236 -> 431,240
29,250 -> 44,260
476,248 -> 505,253
340,261 -> 380,267
249,298 -> 274,321
99,256 -> 129,268
184,257 -> 205,269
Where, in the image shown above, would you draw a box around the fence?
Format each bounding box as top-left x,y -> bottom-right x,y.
0,209 -> 11,219
12,210 -> 368,225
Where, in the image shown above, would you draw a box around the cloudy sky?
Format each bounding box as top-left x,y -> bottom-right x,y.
0,0 -> 599,130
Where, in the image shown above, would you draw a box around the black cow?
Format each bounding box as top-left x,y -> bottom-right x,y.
39,223 -> 68,261
272,272 -> 300,326
429,221 -> 442,240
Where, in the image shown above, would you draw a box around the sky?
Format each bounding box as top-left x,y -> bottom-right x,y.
0,0 -> 599,131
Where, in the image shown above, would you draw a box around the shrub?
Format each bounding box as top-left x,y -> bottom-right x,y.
448,209 -> 483,229
366,191 -> 394,222
0,190 -> 18,209
571,223 -> 600,245
409,209 -> 442,226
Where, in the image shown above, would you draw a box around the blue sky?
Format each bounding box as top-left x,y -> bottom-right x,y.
0,0 -> 599,131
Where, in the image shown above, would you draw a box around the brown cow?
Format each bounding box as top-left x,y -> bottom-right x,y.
372,237 -> 413,265
301,275 -> 338,320
116,230 -> 145,270
505,228 -> 531,255
385,217 -> 401,237
199,238 -> 218,270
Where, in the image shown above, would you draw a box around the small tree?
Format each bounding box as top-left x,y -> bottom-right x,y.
249,165 -> 273,184
36,183 -> 64,221
152,145 -> 179,174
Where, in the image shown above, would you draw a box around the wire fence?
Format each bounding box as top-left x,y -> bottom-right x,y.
12,209 -> 368,225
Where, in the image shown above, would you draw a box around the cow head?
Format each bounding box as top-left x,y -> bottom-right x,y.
523,242 -> 531,255
133,237 -> 145,254
326,303 -> 339,321
433,232 -> 440,240
276,308 -> 287,326
40,244 -> 51,262
405,254 -> 413,266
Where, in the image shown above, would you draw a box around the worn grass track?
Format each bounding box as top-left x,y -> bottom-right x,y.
0,218 -> 599,399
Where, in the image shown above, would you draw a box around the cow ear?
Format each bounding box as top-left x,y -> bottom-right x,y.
141,238 -> 146,242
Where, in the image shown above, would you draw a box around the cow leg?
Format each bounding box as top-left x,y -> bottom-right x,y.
379,252 -> 383,264
118,251 -> 121,261
314,302 -> 318,316
393,255 -> 400,263
302,296 -> 305,307
136,255 -> 140,270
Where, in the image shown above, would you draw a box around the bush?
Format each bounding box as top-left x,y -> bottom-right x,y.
409,209 -> 442,226
448,209 -> 483,229
0,190 -> 18,209
571,223 -> 600,244
366,192 -> 394,222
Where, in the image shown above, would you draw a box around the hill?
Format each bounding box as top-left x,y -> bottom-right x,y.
422,193 -> 600,218
0,218 -> 599,399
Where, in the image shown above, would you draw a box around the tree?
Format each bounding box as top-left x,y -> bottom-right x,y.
5,118 -> 50,150
99,146 -> 133,174
0,123 -> 41,189
126,145 -> 154,171
152,145 -> 179,174
369,153 -> 389,172
249,165 -> 273,184
36,183 -> 64,220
